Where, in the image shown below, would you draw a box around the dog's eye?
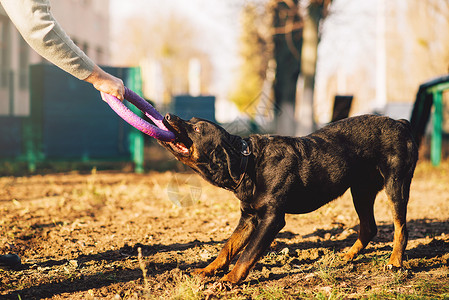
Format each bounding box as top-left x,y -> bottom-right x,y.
194,126 -> 200,133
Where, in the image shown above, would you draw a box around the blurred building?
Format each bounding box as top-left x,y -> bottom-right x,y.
0,0 -> 111,116
314,0 -> 449,124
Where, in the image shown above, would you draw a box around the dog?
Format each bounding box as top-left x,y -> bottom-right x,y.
159,114 -> 418,284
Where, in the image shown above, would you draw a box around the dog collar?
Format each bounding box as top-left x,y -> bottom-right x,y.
234,139 -> 251,190
241,140 -> 251,156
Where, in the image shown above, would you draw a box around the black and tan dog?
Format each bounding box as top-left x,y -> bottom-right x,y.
159,114 -> 418,284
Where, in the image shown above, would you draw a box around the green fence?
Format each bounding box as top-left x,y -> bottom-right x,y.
410,75 -> 449,166
0,64 -> 144,173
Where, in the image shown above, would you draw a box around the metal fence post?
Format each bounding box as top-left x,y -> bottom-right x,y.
431,90 -> 442,166
127,67 -> 145,173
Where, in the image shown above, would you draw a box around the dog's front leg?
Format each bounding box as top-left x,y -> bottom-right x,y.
221,209 -> 286,284
194,211 -> 256,277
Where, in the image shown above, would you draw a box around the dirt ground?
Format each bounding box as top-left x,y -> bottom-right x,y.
0,160 -> 448,299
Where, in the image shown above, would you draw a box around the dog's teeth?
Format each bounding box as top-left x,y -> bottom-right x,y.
176,143 -> 189,154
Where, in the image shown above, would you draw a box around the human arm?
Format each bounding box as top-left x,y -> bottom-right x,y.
0,0 -> 124,100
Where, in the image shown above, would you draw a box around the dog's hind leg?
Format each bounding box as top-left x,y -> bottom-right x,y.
384,174 -> 413,268
343,186 -> 379,261
343,172 -> 383,261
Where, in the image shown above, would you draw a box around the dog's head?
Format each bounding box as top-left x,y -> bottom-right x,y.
159,113 -> 246,189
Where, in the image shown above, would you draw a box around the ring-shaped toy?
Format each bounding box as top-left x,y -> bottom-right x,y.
101,87 -> 175,142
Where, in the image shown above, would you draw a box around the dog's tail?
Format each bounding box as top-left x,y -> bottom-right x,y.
397,119 -> 419,184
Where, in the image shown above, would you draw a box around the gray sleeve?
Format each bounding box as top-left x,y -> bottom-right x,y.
0,0 -> 95,80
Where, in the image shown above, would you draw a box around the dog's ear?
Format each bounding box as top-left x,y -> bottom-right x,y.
205,133 -> 243,188
222,134 -> 244,184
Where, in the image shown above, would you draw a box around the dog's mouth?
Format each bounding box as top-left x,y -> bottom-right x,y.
162,114 -> 192,157
169,140 -> 190,156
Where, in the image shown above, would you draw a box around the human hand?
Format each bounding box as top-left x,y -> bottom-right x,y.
84,65 -> 125,101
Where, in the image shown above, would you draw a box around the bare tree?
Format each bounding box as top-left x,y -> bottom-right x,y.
268,0 -> 332,134
270,0 -> 303,135
229,3 -> 271,115
298,0 -> 332,134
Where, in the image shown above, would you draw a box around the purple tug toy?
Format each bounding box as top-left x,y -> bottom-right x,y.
101,87 -> 175,142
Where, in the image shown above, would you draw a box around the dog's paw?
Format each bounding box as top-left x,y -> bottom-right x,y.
213,280 -> 234,291
220,273 -> 242,285
340,252 -> 356,262
203,281 -> 235,300
193,268 -> 214,277
384,264 -> 403,271
384,264 -> 412,278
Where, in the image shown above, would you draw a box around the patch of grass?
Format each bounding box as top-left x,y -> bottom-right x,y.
168,274 -> 204,300
227,283 -> 306,300
369,252 -> 391,269
365,290 -> 449,300
68,169 -> 112,209
314,289 -> 348,300
413,279 -> 449,299
252,285 -> 289,300
0,161 -> 29,176
138,247 -> 149,291
314,251 -> 345,285
362,270 -> 449,300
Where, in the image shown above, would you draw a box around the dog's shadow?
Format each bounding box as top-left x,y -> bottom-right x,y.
5,239 -> 224,299
244,218 -> 449,284
6,219 -> 448,298
276,218 -> 449,257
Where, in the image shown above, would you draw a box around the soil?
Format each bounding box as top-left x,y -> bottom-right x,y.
0,160 -> 448,299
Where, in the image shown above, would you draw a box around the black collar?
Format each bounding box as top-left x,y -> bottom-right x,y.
233,139 -> 251,191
